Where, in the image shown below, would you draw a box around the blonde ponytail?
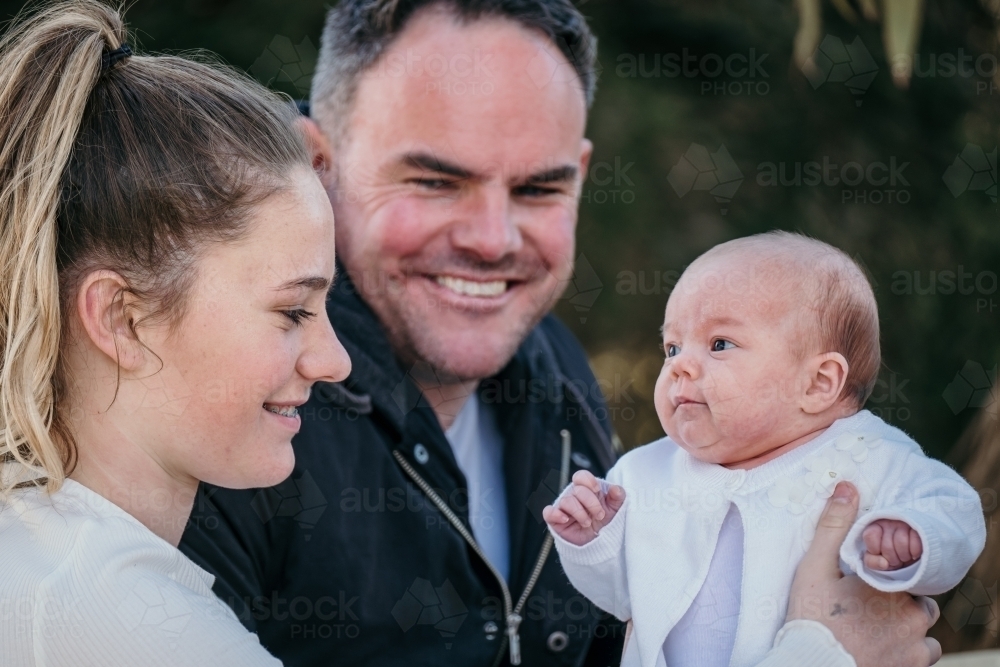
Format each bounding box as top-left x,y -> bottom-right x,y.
0,1 -> 126,492
0,1 -> 309,495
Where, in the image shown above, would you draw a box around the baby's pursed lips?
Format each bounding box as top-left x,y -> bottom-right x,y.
670,392 -> 707,408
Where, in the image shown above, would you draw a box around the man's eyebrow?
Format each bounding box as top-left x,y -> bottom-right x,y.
402,152 -> 475,179
521,165 -> 578,185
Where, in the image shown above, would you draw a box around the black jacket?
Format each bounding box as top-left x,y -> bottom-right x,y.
179,271 -> 625,666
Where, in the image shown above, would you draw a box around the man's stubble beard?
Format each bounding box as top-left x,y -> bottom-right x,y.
373,279 -> 557,385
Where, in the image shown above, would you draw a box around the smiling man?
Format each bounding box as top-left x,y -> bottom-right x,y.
181,3 -> 623,665
179,1 -> 943,666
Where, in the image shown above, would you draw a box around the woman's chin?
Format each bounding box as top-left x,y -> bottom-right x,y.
210,445 -> 296,490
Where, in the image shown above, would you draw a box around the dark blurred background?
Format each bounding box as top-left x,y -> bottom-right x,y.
1,0 -> 993,456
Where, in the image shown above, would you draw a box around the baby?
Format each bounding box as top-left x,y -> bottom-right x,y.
543,232 -> 986,667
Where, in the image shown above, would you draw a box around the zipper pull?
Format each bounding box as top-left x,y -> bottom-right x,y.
506,612 -> 523,665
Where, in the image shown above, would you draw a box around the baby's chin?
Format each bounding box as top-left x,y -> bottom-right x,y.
666,420 -> 729,463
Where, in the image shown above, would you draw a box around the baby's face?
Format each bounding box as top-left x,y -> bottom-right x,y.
654,254 -> 819,466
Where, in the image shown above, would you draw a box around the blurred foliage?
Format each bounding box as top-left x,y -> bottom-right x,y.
562,0 -> 1000,458
2,0 -> 996,459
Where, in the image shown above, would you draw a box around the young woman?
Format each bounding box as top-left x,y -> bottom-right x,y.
0,1 -> 350,664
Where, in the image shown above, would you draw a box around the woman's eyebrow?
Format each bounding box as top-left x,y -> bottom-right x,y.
274,276 -> 331,292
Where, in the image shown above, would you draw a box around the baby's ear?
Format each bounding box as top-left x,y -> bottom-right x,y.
801,352 -> 849,414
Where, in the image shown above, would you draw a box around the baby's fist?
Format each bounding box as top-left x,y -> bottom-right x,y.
542,470 -> 625,546
862,519 -> 923,571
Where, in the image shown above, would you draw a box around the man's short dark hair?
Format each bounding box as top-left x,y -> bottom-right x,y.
311,0 -> 597,142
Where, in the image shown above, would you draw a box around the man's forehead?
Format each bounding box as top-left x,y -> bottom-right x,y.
346,7 -> 588,166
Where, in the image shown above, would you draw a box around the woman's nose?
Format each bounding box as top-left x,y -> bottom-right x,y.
299,314 -> 352,385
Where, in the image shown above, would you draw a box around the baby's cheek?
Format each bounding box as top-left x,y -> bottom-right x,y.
652,367 -> 673,426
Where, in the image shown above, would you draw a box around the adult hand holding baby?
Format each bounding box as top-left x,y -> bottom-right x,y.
543,470 -> 626,546
786,481 -> 942,667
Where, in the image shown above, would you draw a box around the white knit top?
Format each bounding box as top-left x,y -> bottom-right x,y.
0,476 -> 280,667
552,410 -> 986,667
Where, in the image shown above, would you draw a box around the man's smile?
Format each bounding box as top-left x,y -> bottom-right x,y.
435,274 -> 508,297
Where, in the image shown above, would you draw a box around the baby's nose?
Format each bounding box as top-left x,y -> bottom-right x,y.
670,349 -> 701,380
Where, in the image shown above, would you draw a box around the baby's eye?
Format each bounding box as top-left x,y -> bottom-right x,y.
666,344 -> 680,358
711,339 -> 735,352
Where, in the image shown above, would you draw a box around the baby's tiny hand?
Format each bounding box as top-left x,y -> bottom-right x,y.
542,470 -> 626,546
862,519 -> 923,571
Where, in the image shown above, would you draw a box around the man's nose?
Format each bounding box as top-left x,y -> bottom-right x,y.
299,314 -> 352,386
449,185 -> 523,262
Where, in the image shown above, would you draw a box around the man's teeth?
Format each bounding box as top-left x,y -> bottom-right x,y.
435,275 -> 508,297
264,404 -> 298,418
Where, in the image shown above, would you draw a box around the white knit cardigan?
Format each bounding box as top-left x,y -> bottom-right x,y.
552,410 -> 986,667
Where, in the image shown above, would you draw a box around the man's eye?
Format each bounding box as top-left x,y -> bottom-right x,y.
712,339 -> 735,352
513,184 -> 560,197
666,344 -> 680,358
412,178 -> 456,191
282,309 -> 317,327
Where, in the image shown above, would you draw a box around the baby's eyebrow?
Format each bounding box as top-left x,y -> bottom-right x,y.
704,315 -> 744,327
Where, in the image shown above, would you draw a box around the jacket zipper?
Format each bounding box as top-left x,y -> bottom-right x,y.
392,430 -> 572,666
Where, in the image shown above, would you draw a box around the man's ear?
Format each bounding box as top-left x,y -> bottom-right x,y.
74,270 -> 148,373
577,137 -> 593,194
802,352 -> 850,414
296,117 -> 335,184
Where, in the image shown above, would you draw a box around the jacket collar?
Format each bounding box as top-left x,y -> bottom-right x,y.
325,267 -> 411,434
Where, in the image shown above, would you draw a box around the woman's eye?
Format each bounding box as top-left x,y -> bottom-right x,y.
666,344 -> 680,358
712,339 -> 735,352
282,309 -> 317,327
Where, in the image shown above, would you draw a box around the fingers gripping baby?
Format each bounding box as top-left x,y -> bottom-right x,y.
544,232 -> 985,667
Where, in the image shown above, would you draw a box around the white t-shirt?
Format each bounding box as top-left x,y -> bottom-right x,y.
0,474 -> 281,667
662,504 -> 743,667
444,391 -> 510,581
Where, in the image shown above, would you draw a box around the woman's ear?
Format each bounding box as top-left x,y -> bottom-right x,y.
296,117 -> 335,183
74,270 -> 148,373
802,352 -> 850,414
